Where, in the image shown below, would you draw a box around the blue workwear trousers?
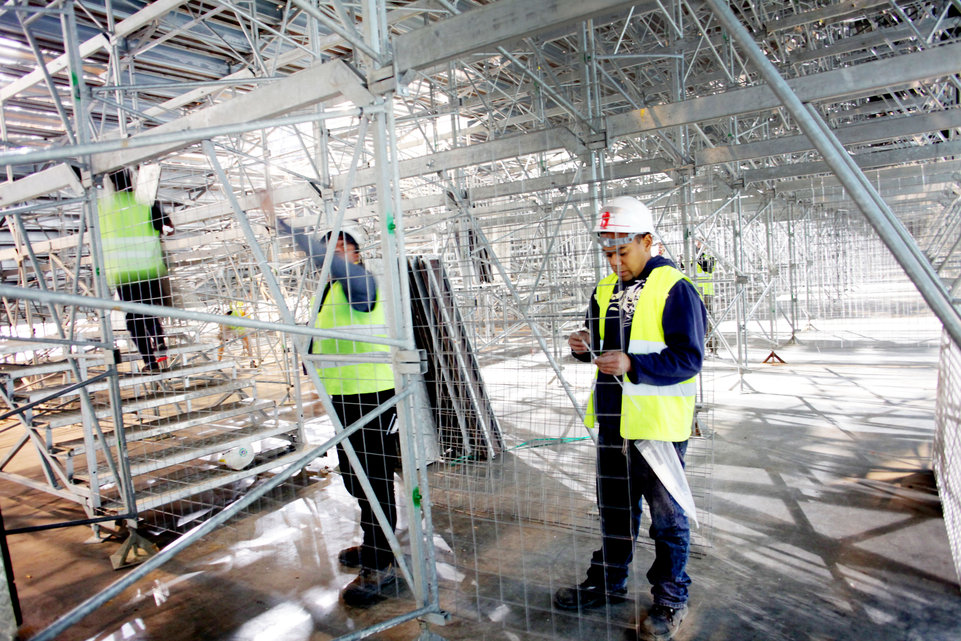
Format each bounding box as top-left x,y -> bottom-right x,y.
587,425 -> 692,608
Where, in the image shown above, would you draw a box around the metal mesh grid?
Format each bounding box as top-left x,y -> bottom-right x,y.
398,194 -> 717,638
3,151 -> 952,641
1,171 -> 949,641
934,329 -> 961,587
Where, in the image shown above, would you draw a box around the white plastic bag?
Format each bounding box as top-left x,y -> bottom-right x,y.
634,440 -> 699,527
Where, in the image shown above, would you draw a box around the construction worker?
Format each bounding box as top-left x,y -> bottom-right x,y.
694,240 -> 717,355
218,302 -> 254,367
97,168 -> 174,372
555,196 -> 706,641
278,217 -> 399,608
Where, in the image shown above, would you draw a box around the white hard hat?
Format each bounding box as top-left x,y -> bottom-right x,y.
219,442 -> 254,470
324,223 -> 368,251
593,197 -> 655,241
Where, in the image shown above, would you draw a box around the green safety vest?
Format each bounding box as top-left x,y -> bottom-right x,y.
97,191 -> 167,286
584,266 -> 697,441
695,259 -> 714,297
312,281 -> 394,396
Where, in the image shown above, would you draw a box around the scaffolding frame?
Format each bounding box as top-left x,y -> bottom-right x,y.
0,0 -> 959,638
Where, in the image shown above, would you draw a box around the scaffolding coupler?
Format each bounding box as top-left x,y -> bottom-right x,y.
394,349 -> 428,375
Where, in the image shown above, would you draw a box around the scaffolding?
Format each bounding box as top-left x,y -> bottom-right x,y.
0,1 -> 958,639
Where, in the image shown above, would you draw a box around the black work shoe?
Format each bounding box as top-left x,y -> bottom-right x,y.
338,545 -> 362,568
553,581 -> 626,611
341,565 -> 397,607
638,603 -> 689,640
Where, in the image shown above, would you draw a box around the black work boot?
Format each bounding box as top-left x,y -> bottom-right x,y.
337,545 -> 362,568
341,564 -> 397,607
553,580 -> 626,611
638,603 -> 689,640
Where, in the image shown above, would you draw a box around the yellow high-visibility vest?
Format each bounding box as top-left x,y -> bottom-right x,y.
97,191 -> 167,286
695,259 -> 715,297
584,266 -> 696,441
312,281 -> 394,396
227,302 -> 248,333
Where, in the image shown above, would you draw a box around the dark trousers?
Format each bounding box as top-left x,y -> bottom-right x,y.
703,294 -> 717,353
331,389 -> 400,570
116,279 -> 168,364
588,425 -> 692,608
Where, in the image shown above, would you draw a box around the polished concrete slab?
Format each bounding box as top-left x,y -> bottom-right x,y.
2,324 -> 958,640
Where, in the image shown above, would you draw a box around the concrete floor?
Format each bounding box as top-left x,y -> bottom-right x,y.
2,323 -> 959,640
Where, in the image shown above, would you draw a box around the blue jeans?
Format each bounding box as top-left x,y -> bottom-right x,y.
586,426 -> 691,608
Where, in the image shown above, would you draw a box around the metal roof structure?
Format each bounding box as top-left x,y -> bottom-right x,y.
0,1 -> 958,315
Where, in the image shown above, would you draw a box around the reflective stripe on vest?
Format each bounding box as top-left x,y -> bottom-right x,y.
584,266 -> 696,441
312,281 -> 394,396
98,191 -> 167,286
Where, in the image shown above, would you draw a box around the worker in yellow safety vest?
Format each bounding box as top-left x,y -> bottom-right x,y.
218,301 -> 254,366
554,196 -> 706,641
98,168 -> 174,372
693,240 -> 717,355
277,216 -> 399,608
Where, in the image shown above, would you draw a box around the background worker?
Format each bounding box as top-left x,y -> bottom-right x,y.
277,217 -> 400,608
693,239 -> 717,355
555,196 -> 706,641
218,303 -> 255,367
98,168 -> 174,372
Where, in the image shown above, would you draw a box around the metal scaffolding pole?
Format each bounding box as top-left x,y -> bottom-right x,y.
62,0 -> 137,521
786,201 -> 798,343
365,1 -> 447,635
705,0 -> 961,349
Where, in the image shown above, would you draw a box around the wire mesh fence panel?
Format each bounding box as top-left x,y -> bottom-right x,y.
397,189 -> 718,639
2,0 -> 960,639
6,152 -> 950,640
934,328 -> 961,587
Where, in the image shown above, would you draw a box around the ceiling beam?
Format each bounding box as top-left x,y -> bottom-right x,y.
0,164 -> 81,208
392,0 -> 645,74
764,0 -> 888,33
697,109 -> 961,166
336,126 -> 587,191
143,0 -> 445,121
743,140 -> 961,183
90,58 -> 373,175
606,42 -> 961,140
0,0 -> 190,103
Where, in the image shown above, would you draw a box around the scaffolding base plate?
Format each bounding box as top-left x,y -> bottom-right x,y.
110,530 -> 158,570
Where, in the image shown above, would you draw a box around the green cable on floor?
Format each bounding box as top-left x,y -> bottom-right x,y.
506,436 -> 591,451
446,436 -> 591,468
